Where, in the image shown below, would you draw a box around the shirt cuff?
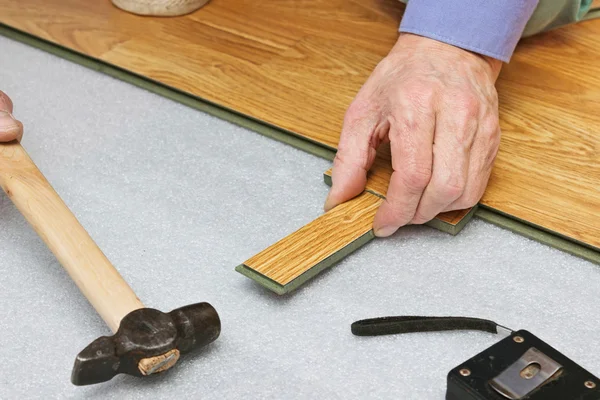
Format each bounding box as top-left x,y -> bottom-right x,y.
399,0 -> 539,62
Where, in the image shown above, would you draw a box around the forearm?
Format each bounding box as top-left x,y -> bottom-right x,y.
399,0 -> 540,62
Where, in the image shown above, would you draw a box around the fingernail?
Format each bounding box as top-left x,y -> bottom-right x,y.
0,110 -> 17,129
373,225 -> 398,237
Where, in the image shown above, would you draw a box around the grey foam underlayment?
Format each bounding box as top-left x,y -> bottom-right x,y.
1,32 -> 600,400
1,23 -> 599,264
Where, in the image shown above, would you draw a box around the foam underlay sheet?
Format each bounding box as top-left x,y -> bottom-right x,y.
1,36 -> 599,400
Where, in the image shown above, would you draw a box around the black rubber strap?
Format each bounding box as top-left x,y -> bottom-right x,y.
351,316 -> 512,336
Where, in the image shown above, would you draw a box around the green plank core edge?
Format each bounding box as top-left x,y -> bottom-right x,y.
475,207 -> 600,264
1,23 -> 598,271
235,230 -> 375,295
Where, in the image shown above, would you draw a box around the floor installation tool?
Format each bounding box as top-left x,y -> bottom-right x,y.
351,316 -> 600,399
0,140 -> 221,385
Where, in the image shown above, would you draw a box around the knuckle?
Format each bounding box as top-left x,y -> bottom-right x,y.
345,98 -> 370,118
451,93 -> 480,122
454,120 -> 477,147
453,99 -> 479,137
458,94 -> 480,114
488,128 -> 501,148
458,191 -> 483,209
402,163 -> 432,191
411,210 -> 433,224
334,142 -> 374,171
486,141 -> 500,167
342,99 -> 372,129
390,111 -> 433,138
333,148 -> 362,168
332,151 -> 346,168
439,177 -> 465,200
481,115 -> 500,138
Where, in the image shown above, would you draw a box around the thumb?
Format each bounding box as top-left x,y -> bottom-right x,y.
324,103 -> 383,211
0,111 -> 23,142
0,90 -> 23,142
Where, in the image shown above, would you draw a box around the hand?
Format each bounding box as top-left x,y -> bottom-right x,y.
325,33 -> 503,237
0,90 -> 24,142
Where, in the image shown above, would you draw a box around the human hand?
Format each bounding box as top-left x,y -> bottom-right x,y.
0,90 -> 23,142
325,33 -> 503,237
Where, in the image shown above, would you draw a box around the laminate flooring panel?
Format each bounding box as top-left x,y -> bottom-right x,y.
238,192 -> 382,294
1,0 -> 599,251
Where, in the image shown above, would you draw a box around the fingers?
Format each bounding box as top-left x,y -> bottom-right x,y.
324,99 -> 384,211
372,108 -> 435,237
445,117 -> 500,211
0,90 -> 14,113
410,102 -> 478,224
0,90 -> 23,142
0,116 -> 24,142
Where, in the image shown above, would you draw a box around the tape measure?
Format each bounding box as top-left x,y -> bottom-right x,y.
351,316 -> 600,399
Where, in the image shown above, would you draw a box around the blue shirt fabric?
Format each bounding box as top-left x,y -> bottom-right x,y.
399,0 -> 540,62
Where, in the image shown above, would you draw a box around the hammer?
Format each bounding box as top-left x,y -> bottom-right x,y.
0,141 -> 221,385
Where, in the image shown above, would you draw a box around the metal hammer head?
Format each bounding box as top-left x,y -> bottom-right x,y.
71,302 -> 220,386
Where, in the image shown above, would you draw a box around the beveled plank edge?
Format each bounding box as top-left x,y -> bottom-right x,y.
476,207 -> 600,264
235,264 -> 288,295
236,230 -> 375,295
3,23 -> 598,264
323,172 -> 474,235
0,23 -> 337,162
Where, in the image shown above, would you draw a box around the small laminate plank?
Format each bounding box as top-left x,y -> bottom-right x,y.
238,192 -> 382,294
323,143 -> 474,229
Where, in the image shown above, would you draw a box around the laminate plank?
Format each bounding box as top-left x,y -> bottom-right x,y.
322,182 -> 473,231
323,142 -> 474,229
238,192 -> 382,294
0,0 -> 599,251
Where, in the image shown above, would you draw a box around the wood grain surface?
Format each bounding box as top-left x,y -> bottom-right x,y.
0,141 -> 144,332
243,192 -> 382,286
323,143 -> 473,226
0,0 -> 599,250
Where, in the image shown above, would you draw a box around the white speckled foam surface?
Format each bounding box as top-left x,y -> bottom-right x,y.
0,35 -> 599,400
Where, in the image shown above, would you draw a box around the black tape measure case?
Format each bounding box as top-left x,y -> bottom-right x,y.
350,316 -> 600,400
446,329 -> 599,400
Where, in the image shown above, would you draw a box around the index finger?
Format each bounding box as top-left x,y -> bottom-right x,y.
372,109 -> 434,237
325,101 -> 383,211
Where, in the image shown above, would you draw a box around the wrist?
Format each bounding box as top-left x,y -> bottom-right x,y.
391,33 -> 503,81
474,54 -> 503,81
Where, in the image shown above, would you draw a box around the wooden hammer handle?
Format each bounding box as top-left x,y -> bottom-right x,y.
0,141 -> 144,332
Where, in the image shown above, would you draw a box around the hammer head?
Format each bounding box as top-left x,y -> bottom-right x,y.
71,302 -> 220,386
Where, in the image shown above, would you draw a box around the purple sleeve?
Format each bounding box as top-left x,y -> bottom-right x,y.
399,0 -> 539,62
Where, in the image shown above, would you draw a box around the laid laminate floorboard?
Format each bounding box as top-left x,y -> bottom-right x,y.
1,0 -> 599,251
